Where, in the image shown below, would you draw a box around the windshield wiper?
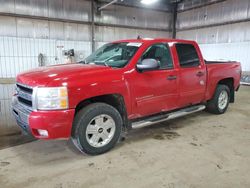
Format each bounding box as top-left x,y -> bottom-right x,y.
78,60 -> 86,64
94,61 -> 110,67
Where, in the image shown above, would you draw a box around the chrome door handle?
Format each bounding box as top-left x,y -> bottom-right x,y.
167,75 -> 177,80
196,71 -> 204,77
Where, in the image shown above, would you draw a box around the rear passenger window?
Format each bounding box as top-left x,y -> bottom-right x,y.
175,44 -> 200,68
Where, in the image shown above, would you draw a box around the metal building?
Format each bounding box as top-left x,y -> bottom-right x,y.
0,1 -> 250,187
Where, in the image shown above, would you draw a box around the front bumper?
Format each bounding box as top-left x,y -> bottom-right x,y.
12,96 -> 75,139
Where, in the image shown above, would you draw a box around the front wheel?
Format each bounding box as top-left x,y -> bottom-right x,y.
206,84 -> 230,114
72,103 -> 122,155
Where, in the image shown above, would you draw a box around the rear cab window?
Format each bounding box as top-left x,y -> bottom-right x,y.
175,43 -> 200,68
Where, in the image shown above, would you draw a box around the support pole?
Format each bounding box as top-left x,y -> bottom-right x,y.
91,0 -> 95,52
172,2 -> 178,39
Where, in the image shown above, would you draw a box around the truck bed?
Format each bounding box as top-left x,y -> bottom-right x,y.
205,61 -> 241,101
205,60 -> 238,64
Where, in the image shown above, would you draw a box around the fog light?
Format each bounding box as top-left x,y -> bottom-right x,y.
37,129 -> 48,137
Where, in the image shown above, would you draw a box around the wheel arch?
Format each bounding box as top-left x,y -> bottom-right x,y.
72,94 -> 128,137
217,77 -> 234,103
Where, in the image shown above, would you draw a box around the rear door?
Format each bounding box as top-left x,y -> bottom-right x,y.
175,43 -> 207,107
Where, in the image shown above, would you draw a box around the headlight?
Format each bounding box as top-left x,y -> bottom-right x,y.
35,87 -> 68,110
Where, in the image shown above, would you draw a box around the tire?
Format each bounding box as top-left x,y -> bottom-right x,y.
206,84 -> 230,114
72,103 -> 122,155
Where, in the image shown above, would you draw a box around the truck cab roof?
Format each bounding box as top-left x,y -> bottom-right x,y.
113,38 -> 196,44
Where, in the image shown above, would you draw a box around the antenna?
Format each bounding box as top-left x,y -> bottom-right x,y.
137,35 -> 142,40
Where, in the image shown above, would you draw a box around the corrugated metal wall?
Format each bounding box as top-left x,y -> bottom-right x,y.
0,84 -> 15,129
0,0 -> 171,129
177,0 -> 250,72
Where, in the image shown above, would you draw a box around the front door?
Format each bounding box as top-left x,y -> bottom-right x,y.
130,43 -> 179,118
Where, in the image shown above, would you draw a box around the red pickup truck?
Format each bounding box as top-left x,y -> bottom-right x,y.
12,38 -> 241,155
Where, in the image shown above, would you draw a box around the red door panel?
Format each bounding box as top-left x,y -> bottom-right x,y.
129,69 -> 179,118
178,66 -> 206,107
174,43 -> 207,107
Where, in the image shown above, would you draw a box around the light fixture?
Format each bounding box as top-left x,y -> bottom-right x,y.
141,0 -> 158,5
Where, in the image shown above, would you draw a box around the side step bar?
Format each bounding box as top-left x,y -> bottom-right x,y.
132,105 -> 206,129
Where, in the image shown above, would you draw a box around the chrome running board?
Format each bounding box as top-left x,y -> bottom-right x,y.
132,105 -> 206,129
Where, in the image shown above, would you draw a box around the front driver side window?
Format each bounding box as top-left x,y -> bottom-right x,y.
140,43 -> 173,69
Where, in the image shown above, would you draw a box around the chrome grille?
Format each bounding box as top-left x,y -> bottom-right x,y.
16,83 -> 33,108
12,96 -> 32,133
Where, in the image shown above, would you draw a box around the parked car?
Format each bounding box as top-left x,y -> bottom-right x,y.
12,38 -> 241,155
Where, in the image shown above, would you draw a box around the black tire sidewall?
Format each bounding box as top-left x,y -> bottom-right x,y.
75,103 -> 122,155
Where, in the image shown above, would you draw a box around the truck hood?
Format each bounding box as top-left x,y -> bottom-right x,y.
16,63 -> 111,87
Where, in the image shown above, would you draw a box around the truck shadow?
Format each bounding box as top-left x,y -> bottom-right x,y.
116,111 -> 212,147
5,111 -> 212,165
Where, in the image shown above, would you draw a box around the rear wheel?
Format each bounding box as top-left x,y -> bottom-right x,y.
206,84 -> 230,114
72,103 -> 122,155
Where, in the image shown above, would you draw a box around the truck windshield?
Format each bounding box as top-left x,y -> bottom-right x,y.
84,42 -> 141,68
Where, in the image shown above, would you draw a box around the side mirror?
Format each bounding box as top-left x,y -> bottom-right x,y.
136,59 -> 160,72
